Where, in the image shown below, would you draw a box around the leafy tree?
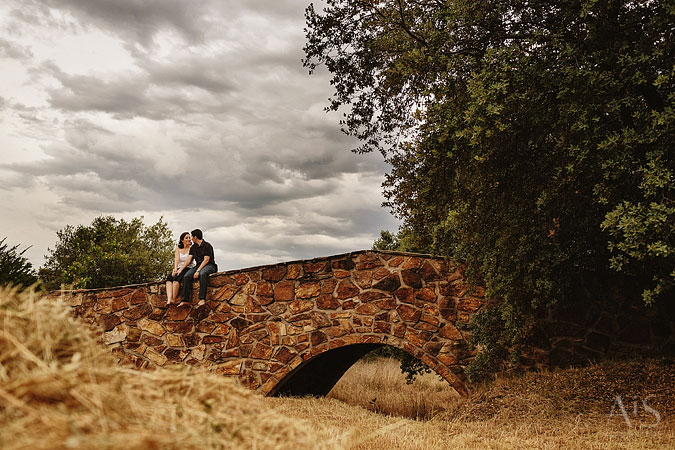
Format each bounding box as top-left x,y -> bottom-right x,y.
306,1 -> 674,378
39,216 -> 174,290
0,237 -> 38,289
373,228 -> 429,253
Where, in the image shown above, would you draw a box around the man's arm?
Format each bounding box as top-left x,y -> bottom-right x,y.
193,255 -> 210,278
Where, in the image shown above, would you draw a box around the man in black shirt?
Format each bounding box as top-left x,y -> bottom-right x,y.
180,229 -> 218,306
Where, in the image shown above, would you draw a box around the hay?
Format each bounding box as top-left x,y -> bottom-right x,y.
0,286 -> 325,450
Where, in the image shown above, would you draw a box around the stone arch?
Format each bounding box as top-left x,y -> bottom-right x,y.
266,334 -> 464,397
50,250 -> 486,397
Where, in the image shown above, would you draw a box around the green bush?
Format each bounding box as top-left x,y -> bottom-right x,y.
39,216 -> 174,290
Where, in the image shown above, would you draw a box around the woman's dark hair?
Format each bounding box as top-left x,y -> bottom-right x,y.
177,232 -> 190,249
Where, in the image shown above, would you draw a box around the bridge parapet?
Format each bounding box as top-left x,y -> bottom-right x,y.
51,250 -> 487,396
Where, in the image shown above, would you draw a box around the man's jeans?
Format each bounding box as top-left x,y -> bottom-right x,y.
182,263 -> 217,302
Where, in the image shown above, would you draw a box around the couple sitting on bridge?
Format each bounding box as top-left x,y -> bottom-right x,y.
165,229 -> 218,307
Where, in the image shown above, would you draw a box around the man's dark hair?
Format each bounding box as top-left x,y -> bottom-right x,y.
191,229 -> 203,240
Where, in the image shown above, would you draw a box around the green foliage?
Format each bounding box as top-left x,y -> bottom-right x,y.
0,237 -> 38,289
372,228 -> 428,253
307,1 -> 674,375
463,302 -> 536,383
601,155 -> 675,304
39,216 -> 174,290
372,230 -> 400,251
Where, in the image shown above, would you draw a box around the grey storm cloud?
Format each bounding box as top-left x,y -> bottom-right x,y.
46,71 -> 151,117
0,37 -> 32,59
2,113 -> 376,214
15,0 -> 306,48
37,61 -> 232,120
139,58 -> 236,94
35,38 -> 310,123
23,0 -> 209,47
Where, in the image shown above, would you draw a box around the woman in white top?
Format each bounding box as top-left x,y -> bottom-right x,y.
165,232 -> 195,305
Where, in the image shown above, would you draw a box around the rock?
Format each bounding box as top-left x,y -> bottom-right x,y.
103,327 -> 127,344
274,281 -> 295,301
138,318 -> 166,336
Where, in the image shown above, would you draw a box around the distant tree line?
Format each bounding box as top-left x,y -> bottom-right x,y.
2,216 -> 174,292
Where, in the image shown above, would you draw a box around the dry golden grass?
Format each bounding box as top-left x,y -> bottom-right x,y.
272,357 -> 675,449
272,394 -> 675,450
327,356 -> 458,419
327,356 -> 675,423
2,286 -> 673,450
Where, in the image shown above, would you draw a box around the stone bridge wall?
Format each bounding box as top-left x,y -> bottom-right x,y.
51,251 -> 486,396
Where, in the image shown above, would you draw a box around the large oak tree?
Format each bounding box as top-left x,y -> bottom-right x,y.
305,0 -> 674,377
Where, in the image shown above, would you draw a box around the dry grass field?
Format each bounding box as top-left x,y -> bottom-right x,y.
1,286 -> 673,449
281,357 -> 674,449
328,355 -> 457,420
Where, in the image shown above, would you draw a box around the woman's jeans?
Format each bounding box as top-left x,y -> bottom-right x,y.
181,263 -> 217,302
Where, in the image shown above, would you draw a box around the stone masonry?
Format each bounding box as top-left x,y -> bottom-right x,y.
50,250 -> 486,396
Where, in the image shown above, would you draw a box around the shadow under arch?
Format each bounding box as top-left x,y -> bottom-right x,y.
270,343 -> 383,397
269,343 -> 447,397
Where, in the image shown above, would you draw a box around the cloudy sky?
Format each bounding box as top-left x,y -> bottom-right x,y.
0,0 -> 399,272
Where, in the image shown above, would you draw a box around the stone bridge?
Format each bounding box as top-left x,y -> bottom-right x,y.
52,250 -> 487,396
